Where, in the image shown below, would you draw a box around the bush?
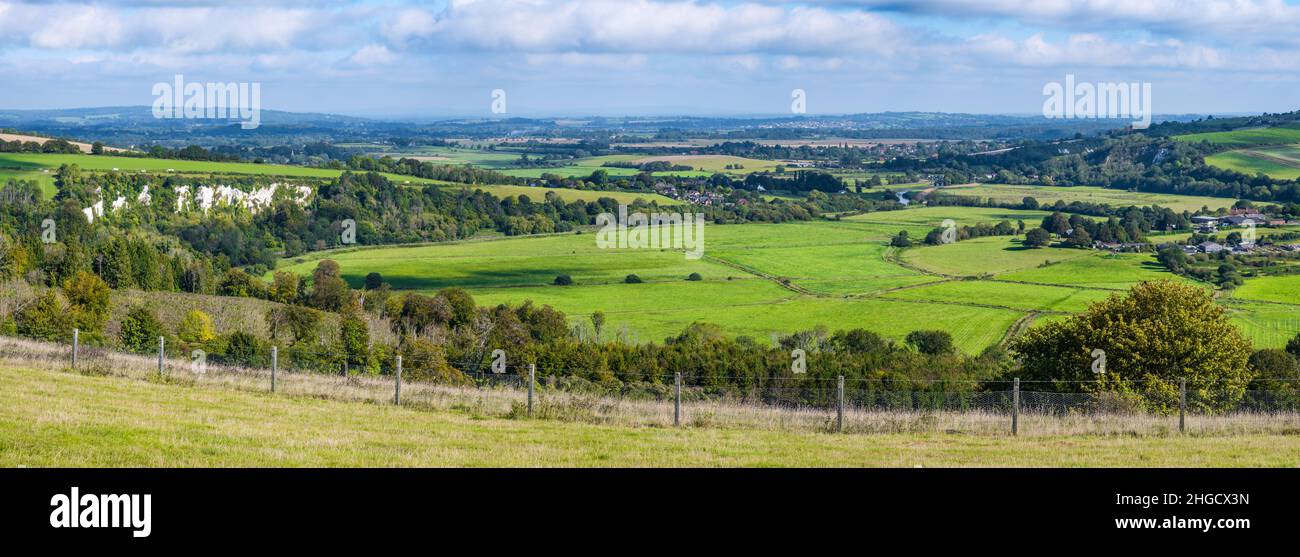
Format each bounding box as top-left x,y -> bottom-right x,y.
624,274 -> 643,284
178,309 -> 216,344
554,274 -> 573,286
364,272 -> 384,290
905,330 -> 954,355
120,306 -> 164,353
686,272 -> 702,281
221,331 -> 268,368
63,270 -> 110,333
16,290 -> 72,342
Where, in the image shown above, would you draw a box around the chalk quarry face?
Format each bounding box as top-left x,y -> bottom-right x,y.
82,182 -> 313,223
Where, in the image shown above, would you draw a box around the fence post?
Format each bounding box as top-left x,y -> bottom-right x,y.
394,355 -> 402,405
71,328 -> 79,369
527,363 -> 535,417
158,336 -> 165,375
836,375 -> 845,433
271,346 -> 278,393
342,360 -> 348,377
1011,378 -> 1020,436
674,372 -> 682,427
1179,378 -> 1186,434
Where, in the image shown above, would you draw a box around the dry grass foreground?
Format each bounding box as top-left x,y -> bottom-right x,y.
1,347 -> 1300,466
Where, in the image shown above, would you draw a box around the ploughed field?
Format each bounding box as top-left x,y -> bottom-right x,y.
275,205 -> 1300,353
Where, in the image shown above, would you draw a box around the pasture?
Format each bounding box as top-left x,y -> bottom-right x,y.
1173,125 -> 1300,147
274,204 -> 1300,352
274,207 -> 1143,353
0,153 -> 674,204
939,183 -> 1239,212
1204,148 -> 1300,180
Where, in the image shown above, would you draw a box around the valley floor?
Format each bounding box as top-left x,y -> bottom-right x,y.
3,364 -> 1298,467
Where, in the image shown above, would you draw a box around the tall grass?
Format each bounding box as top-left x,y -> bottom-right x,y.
3,334 -> 1299,437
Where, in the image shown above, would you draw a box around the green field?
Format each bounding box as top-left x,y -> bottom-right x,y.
273,203 -> 1300,352
274,207 -> 1109,353
1174,125 -> 1300,147
0,153 -> 673,204
1174,125 -> 1300,179
1233,274 -> 1300,305
5,364 -> 1297,467
0,168 -> 56,198
385,147 -> 783,179
940,183 -> 1239,211
1204,149 -> 1300,180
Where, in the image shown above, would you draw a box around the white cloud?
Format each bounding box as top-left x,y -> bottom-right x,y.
823,0 -> 1300,46
349,44 -> 396,66
389,0 -> 905,56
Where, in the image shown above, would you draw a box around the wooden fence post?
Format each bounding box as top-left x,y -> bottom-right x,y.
271,346 -> 277,393
1012,378 -> 1020,436
158,336 -> 165,375
1179,378 -> 1186,434
674,372 -> 682,427
395,355 -> 402,405
71,328 -> 79,369
527,363 -> 535,417
836,375 -> 845,433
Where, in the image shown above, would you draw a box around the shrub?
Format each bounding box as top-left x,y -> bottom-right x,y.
363,272 -> 384,290
554,274 -> 573,286
120,306 -> 164,353
906,330 -> 954,355
221,331 -> 267,368
177,309 -> 216,344
16,290 -> 72,342
686,272 -> 702,281
624,274 -> 643,284
63,270 -> 110,333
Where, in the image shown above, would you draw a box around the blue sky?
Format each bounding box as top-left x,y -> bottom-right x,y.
2,0 -> 1299,117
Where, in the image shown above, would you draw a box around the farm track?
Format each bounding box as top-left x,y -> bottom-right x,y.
1000,312 -> 1043,348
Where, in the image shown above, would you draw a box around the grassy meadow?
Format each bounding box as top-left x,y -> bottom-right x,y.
1204,149 -> 1300,180
1174,125 -> 1300,147
5,363 -> 1299,467
275,206 -> 1247,353
1173,125 -> 1300,179
0,152 -> 674,204
940,183 -> 1239,212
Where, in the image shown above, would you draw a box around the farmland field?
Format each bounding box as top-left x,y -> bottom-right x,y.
0,168 -> 55,197
273,206 -> 1200,353
939,183 -> 1239,211
1204,148 -> 1300,180
0,153 -> 674,204
272,204 -> 1300,352
4,364 -> 1298,467
1174,125 -> 1300,147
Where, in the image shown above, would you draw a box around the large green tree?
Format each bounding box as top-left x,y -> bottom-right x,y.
1010,280 -> 1253,412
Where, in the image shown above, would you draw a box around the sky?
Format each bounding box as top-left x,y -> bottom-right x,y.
2,0 -> 1299,118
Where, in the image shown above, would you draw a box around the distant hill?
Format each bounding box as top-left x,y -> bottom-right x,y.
0,132 -> 130,153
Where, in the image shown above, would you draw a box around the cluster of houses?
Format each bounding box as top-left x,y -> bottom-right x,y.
652,182 -> 729,206
1189,209 -> 1286,233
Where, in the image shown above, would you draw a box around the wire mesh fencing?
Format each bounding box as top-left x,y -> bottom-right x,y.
6,332 -> 1300,436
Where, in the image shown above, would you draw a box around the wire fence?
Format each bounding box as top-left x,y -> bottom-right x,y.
6,331 -> 1300,436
